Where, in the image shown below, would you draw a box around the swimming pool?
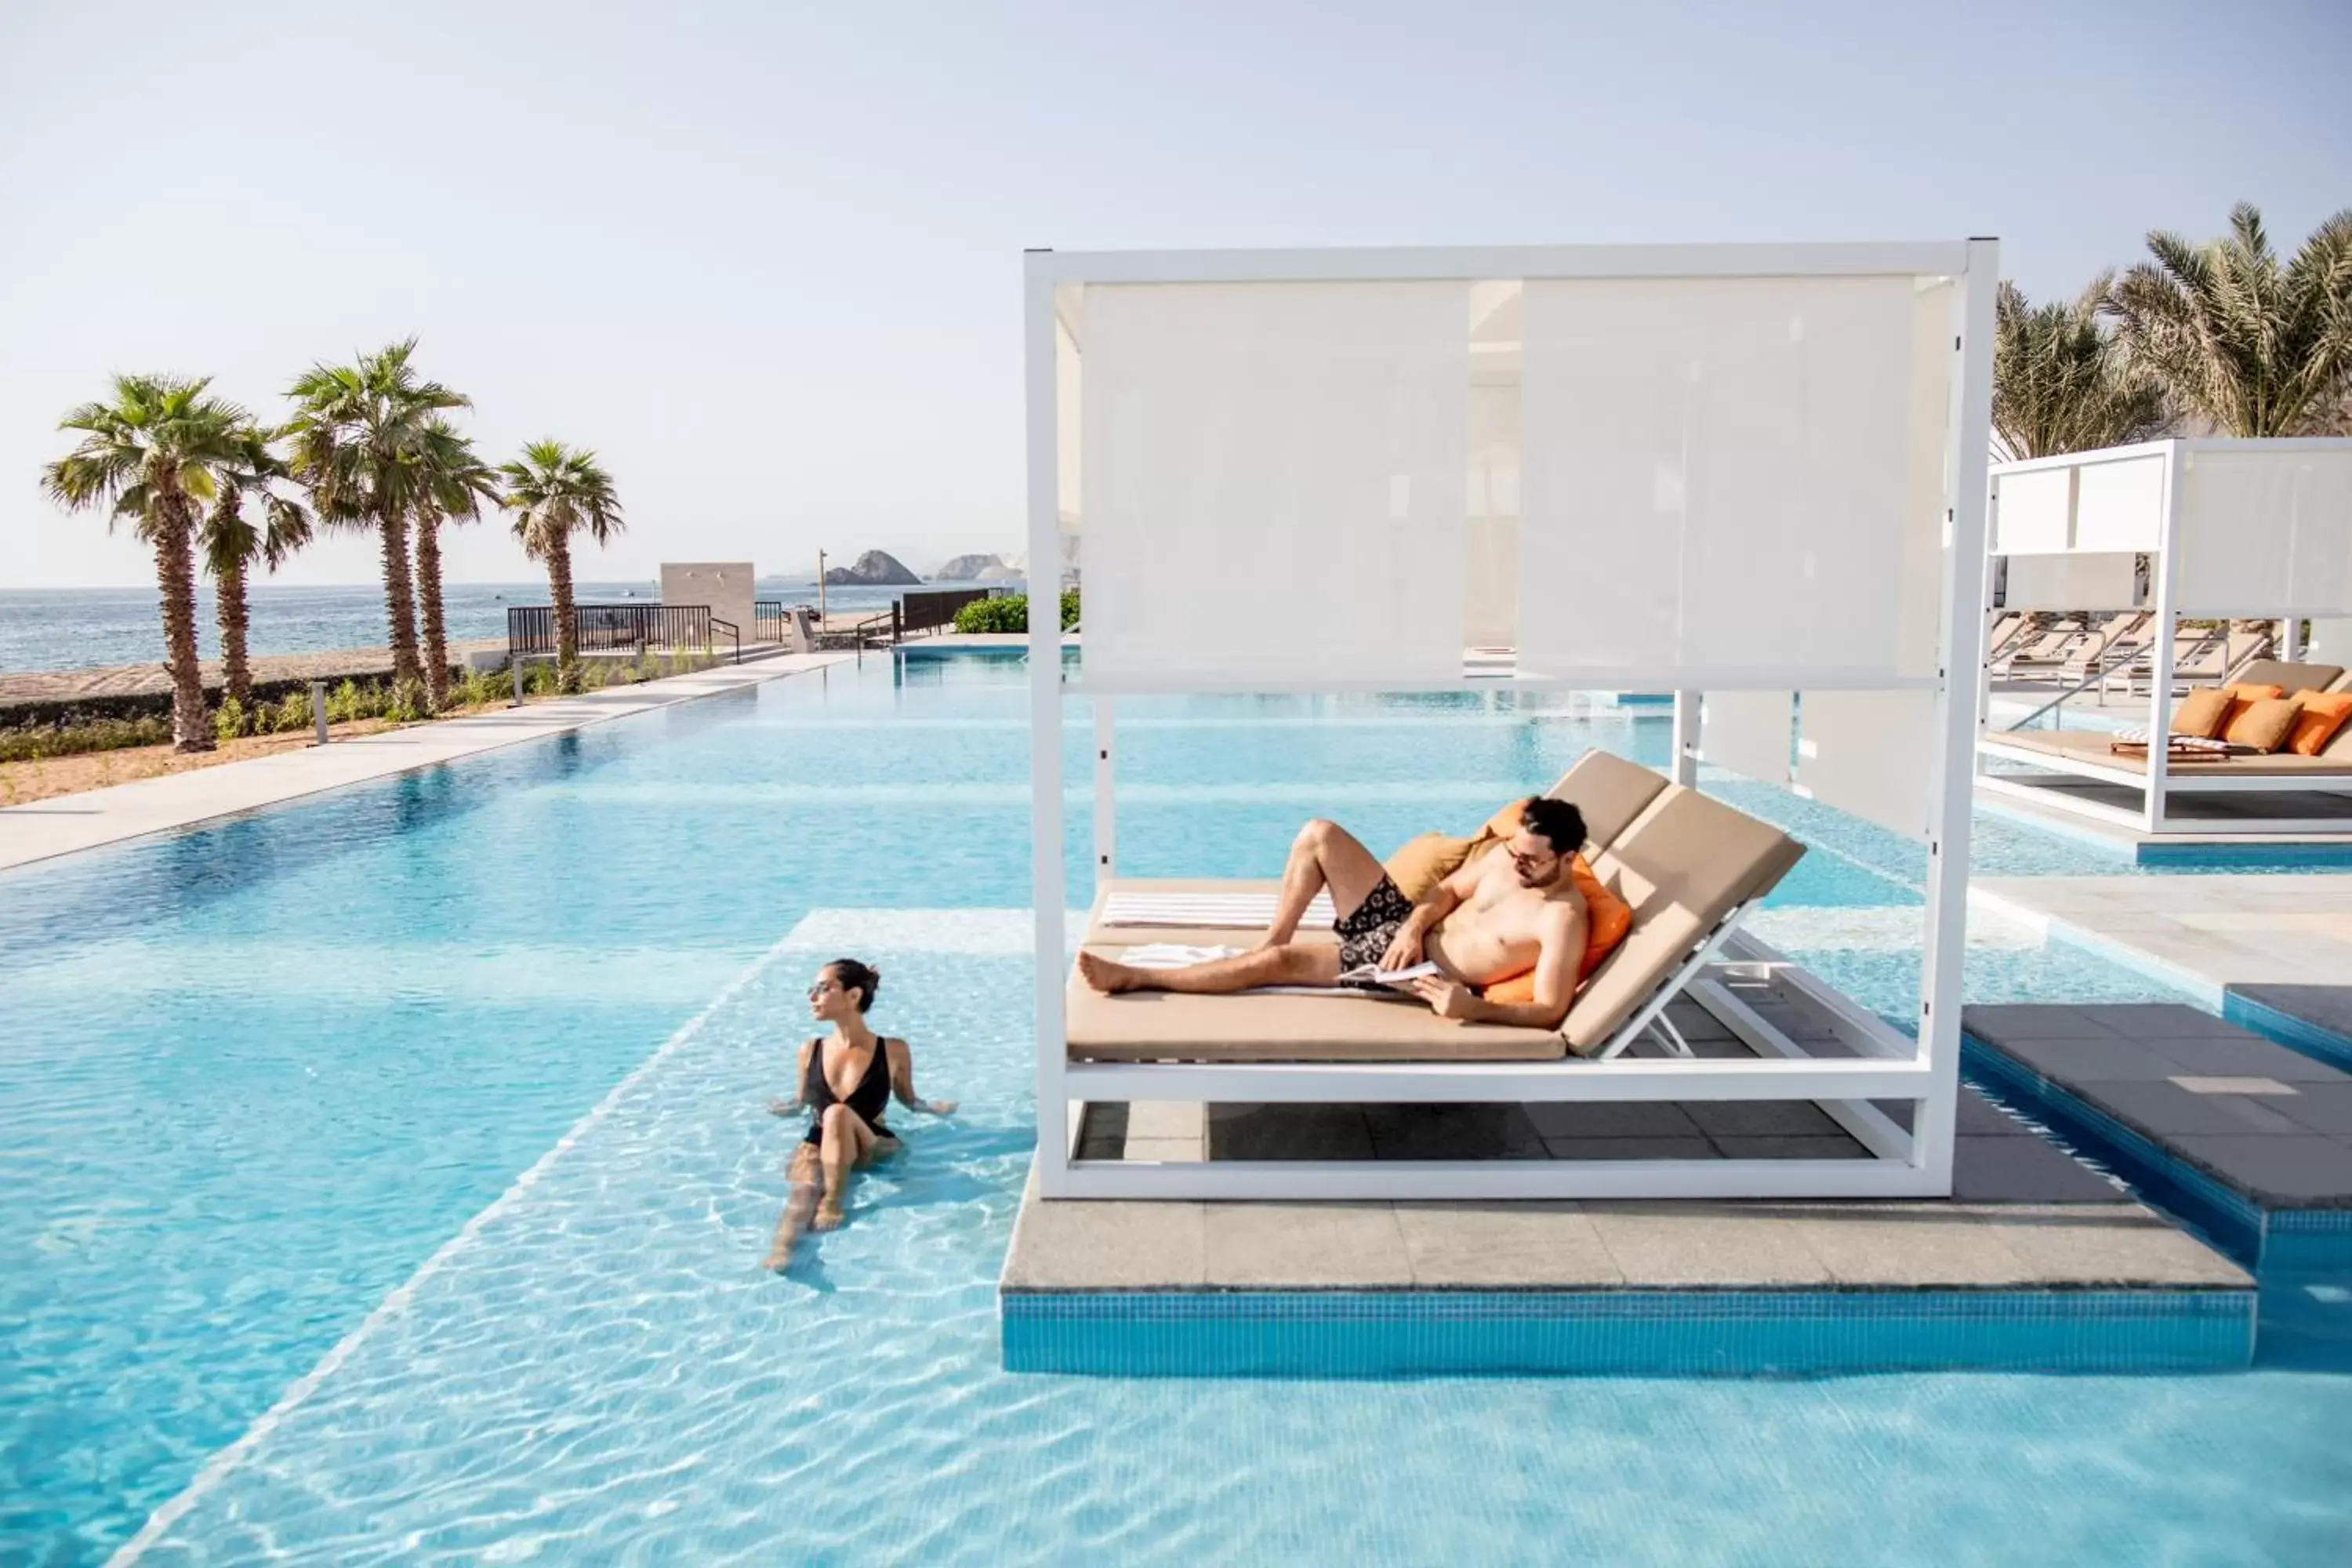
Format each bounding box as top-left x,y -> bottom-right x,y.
5,651 -> 2348,1564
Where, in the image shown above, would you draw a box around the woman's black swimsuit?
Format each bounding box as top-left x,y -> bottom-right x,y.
803,1035 -> 892,1146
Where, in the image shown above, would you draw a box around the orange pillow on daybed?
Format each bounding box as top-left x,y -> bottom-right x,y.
1482,854 -> 1632,1004
2288,691 -> 2352,756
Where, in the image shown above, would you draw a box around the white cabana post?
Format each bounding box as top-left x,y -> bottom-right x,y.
1980,438 -> 2352,835
1029,242 -> 1999,1202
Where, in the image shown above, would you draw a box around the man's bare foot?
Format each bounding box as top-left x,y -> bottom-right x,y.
1076,951 -> 1146,993
812,1199 -> 846,1232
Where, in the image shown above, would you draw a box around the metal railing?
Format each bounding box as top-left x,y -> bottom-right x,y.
754,600 -> 788,643
710,616 -> 742,664
506,603 -> 715,657
898,587 -> 995,637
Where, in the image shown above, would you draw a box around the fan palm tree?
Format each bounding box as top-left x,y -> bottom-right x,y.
499,440 -> 624,693
200,426 -> 314,720
284,340 -> 469,707
42,376 -> 248,752
410,418 -> 503,710
2107,202 -> 2352,437
1992,275 -> 2171,461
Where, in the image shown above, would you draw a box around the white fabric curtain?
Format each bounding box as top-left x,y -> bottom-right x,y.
1798,689 -> 1939,841
1515,275 -> 1929,681
1700,690 -> 1794,784
1079,281 -> 1471,683
2174,447 -> 2352,615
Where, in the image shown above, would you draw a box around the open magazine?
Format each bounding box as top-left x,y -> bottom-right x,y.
1334,960 -> 1440,989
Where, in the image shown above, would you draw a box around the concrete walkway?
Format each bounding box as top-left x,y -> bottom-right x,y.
1976,874 -> 2352,996
0,654 -> 849,873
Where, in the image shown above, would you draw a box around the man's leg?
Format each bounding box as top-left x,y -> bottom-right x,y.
1264,818 -> 1392,946
1077,940 -> 1342,995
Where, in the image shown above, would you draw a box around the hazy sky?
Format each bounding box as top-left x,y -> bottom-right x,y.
5,0 -> 2347,589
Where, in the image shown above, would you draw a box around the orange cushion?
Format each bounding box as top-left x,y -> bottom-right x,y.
2288,692 -> 2352,757
2223,695 -> 2303,753
2218,681 -> 2285,736
1383,832 -> 1474,902
1481,853 -> 1632,1004
2169,686 -> 2232,739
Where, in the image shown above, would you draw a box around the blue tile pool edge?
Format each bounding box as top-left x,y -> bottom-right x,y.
1964,1036 -> 2352,1279
1000,1287 -> 2252,1377
2220,991 -> 2352,1075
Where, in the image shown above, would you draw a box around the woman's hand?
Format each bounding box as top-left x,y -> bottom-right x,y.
925,1098 -> 958,1116
767,1097 -> 800,1117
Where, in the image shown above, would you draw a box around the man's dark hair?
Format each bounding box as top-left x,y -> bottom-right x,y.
1518,796 -> 1587,857
828,957 -> 881,1013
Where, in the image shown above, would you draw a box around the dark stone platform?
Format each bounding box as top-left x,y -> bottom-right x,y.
2225,984 -> 2352,1075
1963,1003 -> 2352,1289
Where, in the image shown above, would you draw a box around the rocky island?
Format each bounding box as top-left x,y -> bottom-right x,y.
822,550 -> 923,586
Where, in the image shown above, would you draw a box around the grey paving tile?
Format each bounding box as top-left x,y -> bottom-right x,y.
1989,1035 -> 2186,1083
1957,1091 -> 2034,1137
1784,1206 -> 2041,1287
1584,1203 -> 1833,1286
1205,1104 -> 1374,1161
1544,1136 -> 1721,1161
1710,1134 -> 1869,1160
1522,1101 -> 1702,1140
2167,1136 -> 2352,1204
2078,1003 -> 2239,1039
1682,1098 -> 1842,1138
1204,1203 -> 1414,1286
1962,1004 -> 2121,1042
1980,1205 -> 2251,1287
1002,1191 -> 1206,1288
2075,1078 -> 2306,1138
2147,1035 -> 2345,1083
1127,1100 -> 1206,1140
1122,1137 -> 1202,1163
1950,1134 -> 2123,1203
1393,1203 -> 1623,1286
1365,1103 -> 1548,1160
2263,1081 -> 2352,1138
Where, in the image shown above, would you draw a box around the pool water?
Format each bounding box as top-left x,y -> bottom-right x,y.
4,652 -> 2348,1565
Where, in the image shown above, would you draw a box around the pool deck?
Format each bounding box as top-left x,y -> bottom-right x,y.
0,653 -> 851,873
1001,1043 -> 2254,1374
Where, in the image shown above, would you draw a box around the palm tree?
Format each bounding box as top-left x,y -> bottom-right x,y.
200,426 -> 313,720
1992,275 -> 2170,461
285,340 -> 469,708
42,376 -> 248,752
499,440 -> 624,693
2107,202 -> 2352,437
410,418 -> 503,710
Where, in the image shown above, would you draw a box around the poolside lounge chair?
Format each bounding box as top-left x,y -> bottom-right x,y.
1067,750 -> 1806,1065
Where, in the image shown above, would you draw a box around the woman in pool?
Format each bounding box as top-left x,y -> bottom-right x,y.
763,958 -> 955,1270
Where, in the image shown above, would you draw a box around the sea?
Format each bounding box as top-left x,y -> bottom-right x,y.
0,580 -> 1004,673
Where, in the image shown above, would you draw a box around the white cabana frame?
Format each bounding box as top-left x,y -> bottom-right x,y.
1979,437 -> 2352,835
1027,241 -> 1999,1200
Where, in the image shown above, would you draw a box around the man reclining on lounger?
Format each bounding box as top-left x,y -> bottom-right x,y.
1076,797 -> 1592,1030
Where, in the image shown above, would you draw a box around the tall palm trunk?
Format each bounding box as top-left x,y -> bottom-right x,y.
547,532 -> 580,693
378,503 -> 424,700
216,546 -> 253,717
154,493 -> 213,753
415,513 -> 451,710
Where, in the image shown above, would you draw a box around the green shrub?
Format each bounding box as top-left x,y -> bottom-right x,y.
212,695 -> 249,741
270,691 -> 314,734
1060,590 -> 1081,630
0,714 -> 172,763
953,595 -> 1028,633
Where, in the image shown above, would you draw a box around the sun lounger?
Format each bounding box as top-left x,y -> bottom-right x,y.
1990,726 -> 2352,775
1067,750 -> 1806,1065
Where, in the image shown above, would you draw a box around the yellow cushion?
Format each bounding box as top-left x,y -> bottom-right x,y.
2169,686 -> 2232,739
1383,833 -> 1474,902
2288,692 -> 2352,757
2224,695 -> 2303,753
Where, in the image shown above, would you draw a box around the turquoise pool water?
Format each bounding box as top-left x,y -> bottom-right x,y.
5,652 -> 2349,1564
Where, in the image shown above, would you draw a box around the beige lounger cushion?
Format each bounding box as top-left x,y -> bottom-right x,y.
2235,659 -> 2346,696
1567,786 -> 1806,1056
1551,749 -> 1670,852
1065,974 -> 1567,1062
1083,878 -> 1330,949
1988,728 -> 2352,775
